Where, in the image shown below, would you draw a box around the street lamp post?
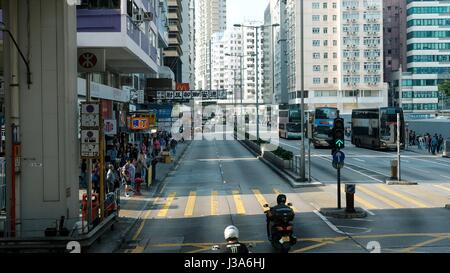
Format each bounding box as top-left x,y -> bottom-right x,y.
300,0 -> 307,181
234,23 -> 280,142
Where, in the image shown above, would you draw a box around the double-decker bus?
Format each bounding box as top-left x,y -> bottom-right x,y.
312,107 -> 338,148
352,107 -> 405,150
279,108 -> 302,139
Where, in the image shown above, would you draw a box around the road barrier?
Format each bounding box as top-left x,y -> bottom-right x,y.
444,140 -> 450,158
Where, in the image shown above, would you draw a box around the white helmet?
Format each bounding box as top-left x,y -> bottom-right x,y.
224,225 -> 239,240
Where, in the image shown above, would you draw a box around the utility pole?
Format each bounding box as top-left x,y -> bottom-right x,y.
255,27 -> 260,141
300,0 -> 306,181
397,113 -> 401,182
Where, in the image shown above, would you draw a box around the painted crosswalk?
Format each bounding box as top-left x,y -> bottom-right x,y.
146,184 -> 450,219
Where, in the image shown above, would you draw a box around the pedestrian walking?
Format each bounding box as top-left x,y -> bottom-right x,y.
106,164 -> 116,193
170,138 -> 178,156
438,134 -> 444,153
431,134 -> 438,155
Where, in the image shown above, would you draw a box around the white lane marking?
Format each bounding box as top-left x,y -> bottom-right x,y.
409,157 -> 450,167
312,210 -> 345,235
352,158 -> 366,162
362,207 -> 376,216
336,225 -> 372,231
317,156 -> 384,183
279,141 -> 388,181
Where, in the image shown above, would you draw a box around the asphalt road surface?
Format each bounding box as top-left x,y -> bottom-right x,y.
117,136 -> 450,253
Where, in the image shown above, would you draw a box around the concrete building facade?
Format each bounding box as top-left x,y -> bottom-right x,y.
283,0 -> 387,115
194,0 -> 227,90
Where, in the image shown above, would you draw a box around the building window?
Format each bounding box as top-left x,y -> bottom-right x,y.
333,40 -> 337,46
313,2 -> 320,9
313,65 -> 321,72
323,27 -> 328,34
333,2 -> 337,9
313,40 -> 321,46
313,15 -> 320,21
333,78 -> 338,84
313,27 -> 320,34
324,52 -> 328,59
333,65 -> 337,71
333,52 -> 337,58
323,15 -> 328,21
324,78 -> 329,84
324,40 -> 328,46
323,2 -> 327,9
313,78 -> 321,84
333,15 -> 337,21
313,53 -> 320,59
324,65 -> 329,72
333,27 -> 337,33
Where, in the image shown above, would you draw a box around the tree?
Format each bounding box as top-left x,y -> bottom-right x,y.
438,80 -> 450,98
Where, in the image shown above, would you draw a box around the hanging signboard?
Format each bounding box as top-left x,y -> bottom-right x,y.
104,119 -> 117,135
77,48 -> 106,73
174,91 -> 183,100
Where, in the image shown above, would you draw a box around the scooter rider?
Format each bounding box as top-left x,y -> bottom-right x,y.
266,194 -> 295,241
223,225 -> 249,253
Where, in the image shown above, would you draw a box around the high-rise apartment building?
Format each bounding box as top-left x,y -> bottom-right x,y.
283,0 -> 387,115
392,0 -> 450,113
194,0 -> 227,90
164,0 -> 184,83
263,0 -> 289,106
209,24 -> 264,104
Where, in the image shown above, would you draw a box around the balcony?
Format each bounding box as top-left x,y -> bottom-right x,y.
77,10 -> 160,74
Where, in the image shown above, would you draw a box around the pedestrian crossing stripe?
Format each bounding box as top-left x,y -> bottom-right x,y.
434,184 -> 450,193
184,192 -> 196,217
232,190 -> 246,214
376,185 -> 428,208
211,191 -> 219,216
252,189 -> 268,211
338,188 -> 378,210
157,192 -> 177,217
148,185 -> 450,219
358,185 -> 404,209
273,189 -> 300,213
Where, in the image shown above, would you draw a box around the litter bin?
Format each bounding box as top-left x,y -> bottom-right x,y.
390,160 -> 398,179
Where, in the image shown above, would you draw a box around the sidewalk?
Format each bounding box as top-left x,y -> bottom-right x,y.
406,144 -> 446,157
87,141 -> 191,253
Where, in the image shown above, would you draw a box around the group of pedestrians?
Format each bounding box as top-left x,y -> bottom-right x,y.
79,130 -> 180,199
409,131 -> 445,155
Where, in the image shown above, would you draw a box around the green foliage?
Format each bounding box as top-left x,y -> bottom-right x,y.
438,80 -> 450,98
271,147 -> 294,161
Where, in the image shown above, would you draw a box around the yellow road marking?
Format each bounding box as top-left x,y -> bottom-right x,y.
131,245 -> 145,254
132,197 -> 159,241
232,190 -> 246,214
273,189 -> 300,213
434,184 -> 450,192
376,185 -> 428,208
211,191 -> 219,216
293,242 -> 332,253
402,236 -> 450,253
157,192 -> 177,217
184,192 -> 197,217
252,189 -> 269,210
339,188 -> 378,210
358,185 -> 403,208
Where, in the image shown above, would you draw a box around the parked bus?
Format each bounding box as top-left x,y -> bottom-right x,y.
312,107 -> 338,148
279,109 -> 302,139
352,107 -> 405,150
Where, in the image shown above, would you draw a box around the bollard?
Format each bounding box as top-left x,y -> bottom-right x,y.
390,160 -> 398,179
345,184 -> 356,213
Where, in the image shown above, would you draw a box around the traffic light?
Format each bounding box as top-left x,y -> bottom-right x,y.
332,117 -> 345,150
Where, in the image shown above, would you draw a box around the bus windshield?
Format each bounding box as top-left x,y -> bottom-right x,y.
287,123 -> 302,132
315,108 -> 338,120
289,110 -> 301,123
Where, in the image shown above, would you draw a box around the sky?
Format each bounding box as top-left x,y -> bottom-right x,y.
227,0 -> 270,29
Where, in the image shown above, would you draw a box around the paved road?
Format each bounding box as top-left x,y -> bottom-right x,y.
278,138 -> 450,184
116,137 -> 450,253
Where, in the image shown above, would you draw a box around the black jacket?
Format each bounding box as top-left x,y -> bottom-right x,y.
224,242 -> 249,254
